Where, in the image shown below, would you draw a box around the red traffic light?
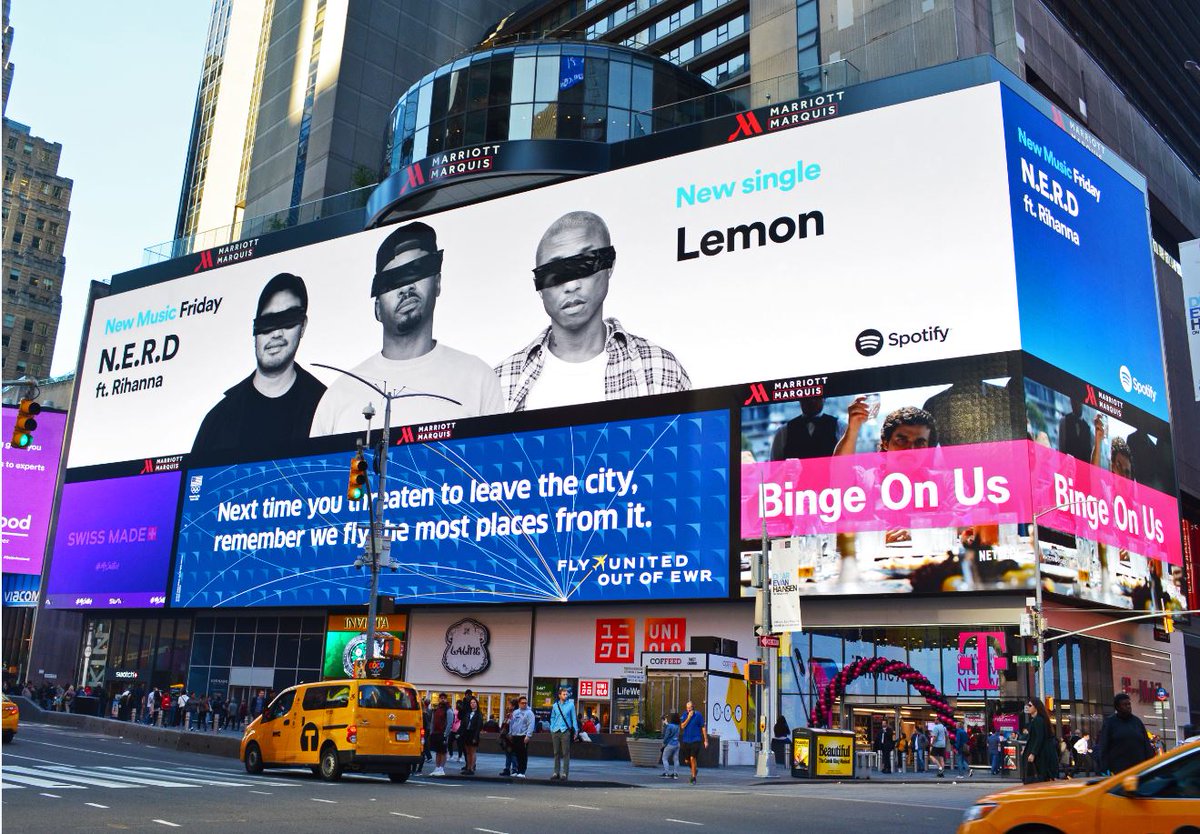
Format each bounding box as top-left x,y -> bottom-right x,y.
10,398 -> 41,449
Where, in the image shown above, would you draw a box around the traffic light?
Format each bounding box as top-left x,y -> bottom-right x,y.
10,398 -> 40,449
745,661 -> 765,685
347,453 -> 367,501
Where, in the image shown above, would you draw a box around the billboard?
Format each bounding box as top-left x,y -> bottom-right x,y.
174,410 -> 729,607
738,352 -> 1180,607
2,406 -> 66,576
1002,87 -> 1167,420
66,83 -> 1019,471
44,471 -> 181,609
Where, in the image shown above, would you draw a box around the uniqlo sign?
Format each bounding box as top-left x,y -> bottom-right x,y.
578,679 -> 610,698
595,618 -> 635,663
644,617 -> 686,652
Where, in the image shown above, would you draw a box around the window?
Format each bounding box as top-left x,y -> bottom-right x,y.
31,236 -> 41,250
17,211 -> 27,225
19,339 -> 29,352
49,222 -> 59,236
5,136 -> 15,149
23,319 -> 33,332
1,336 -> 7,348
11,231 -> 21,244
31,343 -> 44,356
36,323 -> 47,336
8,270 -> 19,282
3,314 -> 13,328
15,361 -> 26,374
40,183 -> 50,195
35,218 -> 45,231
359,685 -> 419,710
52,185 -> 62,199
265,690 -> 296,721
1134,748 -> 1200,798
22,142 -> 33,155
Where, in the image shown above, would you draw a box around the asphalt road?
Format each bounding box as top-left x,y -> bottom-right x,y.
2,723 -> 997,832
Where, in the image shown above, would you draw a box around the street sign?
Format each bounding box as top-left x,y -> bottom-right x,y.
1012,654 -> 1039,664
757,635 -> 781,648
1155,687 -> 1169,702
622,665 -> 645,684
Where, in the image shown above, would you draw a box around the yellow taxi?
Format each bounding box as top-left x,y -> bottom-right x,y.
2,695 -> 17,743
958,738 -> 1200,834
240,679 -> 424,782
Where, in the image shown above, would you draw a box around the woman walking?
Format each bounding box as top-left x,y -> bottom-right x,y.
1022,699 -> 1057,783
661,713 -> 681,779
460,696 -> 483,776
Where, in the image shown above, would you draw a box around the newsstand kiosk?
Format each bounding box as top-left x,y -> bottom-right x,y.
791,728 -> 856,779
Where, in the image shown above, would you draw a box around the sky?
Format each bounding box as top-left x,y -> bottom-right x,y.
6,1 -> 212,376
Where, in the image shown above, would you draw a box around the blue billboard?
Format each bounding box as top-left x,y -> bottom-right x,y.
1002,87 -> 1167,420
173,410 -> 730,607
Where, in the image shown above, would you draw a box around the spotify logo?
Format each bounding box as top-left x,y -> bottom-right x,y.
855,329 -> 884,356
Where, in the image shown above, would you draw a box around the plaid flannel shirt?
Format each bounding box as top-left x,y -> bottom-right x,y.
494,317 -> 691,411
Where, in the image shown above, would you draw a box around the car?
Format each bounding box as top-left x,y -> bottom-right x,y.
240,679 -> 424,782
958,738 -> 1200,834
2,694 -> 18,743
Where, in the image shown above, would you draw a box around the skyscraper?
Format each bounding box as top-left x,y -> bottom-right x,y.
173,0 -> 512,245
1,1 -> 73,382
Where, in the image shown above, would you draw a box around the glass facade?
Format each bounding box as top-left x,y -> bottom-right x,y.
385,41 -> 719,175
186,614 -> 325,699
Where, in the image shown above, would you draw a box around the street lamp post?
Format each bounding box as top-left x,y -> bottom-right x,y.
313,362 -> 461,665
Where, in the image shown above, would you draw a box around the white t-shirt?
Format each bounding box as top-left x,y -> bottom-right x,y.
523,349 -> 607,411
310,344 -> 505,436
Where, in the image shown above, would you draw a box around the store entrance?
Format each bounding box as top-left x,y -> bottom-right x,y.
641,672 -> 705,735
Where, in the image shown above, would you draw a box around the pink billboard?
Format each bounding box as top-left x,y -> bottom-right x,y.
2,406 -> 66,576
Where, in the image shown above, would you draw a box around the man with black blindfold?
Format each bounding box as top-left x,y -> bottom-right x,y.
192,272 -> 326,457
310,221 -> 503,436
495,211 -> 690,411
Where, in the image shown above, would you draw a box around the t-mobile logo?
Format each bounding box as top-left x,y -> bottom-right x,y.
957,631 -> 1008,690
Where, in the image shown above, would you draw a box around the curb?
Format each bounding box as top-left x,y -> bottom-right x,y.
412,774 -> 632,788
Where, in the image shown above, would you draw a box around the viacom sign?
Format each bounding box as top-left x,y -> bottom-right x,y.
2,574 -> 40,608
1118,364 -> 1158,403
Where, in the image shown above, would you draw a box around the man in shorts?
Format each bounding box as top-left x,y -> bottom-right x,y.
679,700 -> 708,784
429,692 -> 451,776
929,720 -> 949,777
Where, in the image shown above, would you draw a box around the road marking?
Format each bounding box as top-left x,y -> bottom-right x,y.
486,795 -> 515,800
410,779 -> 462,787
391,812 -> 422,819
567,804 -> 600,810
666,819 -> 704,826
249,790 -> 272,795
153,820 -> 181,827
39,793 -> 62,798
311,797 -> 337,803
475,828 -> 509,834
1,770 -> 85,789
85,802 -> 110,808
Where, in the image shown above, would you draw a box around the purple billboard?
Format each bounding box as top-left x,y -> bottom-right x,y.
2,406 -> 66,576
44,471 -> 181,609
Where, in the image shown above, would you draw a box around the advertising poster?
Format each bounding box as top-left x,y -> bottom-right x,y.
322,630 -> 405,679
174,410 -> 728,607
1001,87 -> 1167,421
812,732 -> 855,777
740,354 -> 1037,596
67,84 -> 1018,471
1,406 -> 66,575
1183,239 -> 1200,401
44,471 -> 182,609
768,547 -> 804,632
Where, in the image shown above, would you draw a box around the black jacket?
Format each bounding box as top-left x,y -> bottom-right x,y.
1095,711 -> 1155,774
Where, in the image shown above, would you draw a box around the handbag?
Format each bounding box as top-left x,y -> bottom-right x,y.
451,713 -> 462,733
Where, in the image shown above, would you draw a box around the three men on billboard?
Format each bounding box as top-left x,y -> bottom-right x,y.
495,211 -> 691,411
309,222 -> 504,435
192,272 -> 327,457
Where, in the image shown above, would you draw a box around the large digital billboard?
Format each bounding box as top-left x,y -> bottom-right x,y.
66,83 -> 1020,470
52,75 -> 1173,612
44,471 -> 181,609
2,406 -> 66,576
174,410 -> 729,607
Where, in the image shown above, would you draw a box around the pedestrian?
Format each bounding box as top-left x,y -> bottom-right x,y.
913,727 -> 928,772
251,689 -> 266,721
895,731 -> 907,773
509,695 -> 535,778
162,691 -> 173,726
499,698 -> 520,776
429,692 -> 452,777
772,715 -> 791,767
549,686 -> 579,781
955,724 -> 971,776
1094,693 -> 1155,775
880,724 -> 894,774
226,694 -> 240,732
929,721 -> 948,777
1022,699 -> 1058,783
210,692 -> 224,732
1072,732 -> 1092,774
661,713 -> 681,779
987,728 -> 1002,775
453,689 -> 474,761
178,690 -> 191,729
419,696 -> 432,772
679,699 -> 708,785
460,696 -> 483,775
198,694 -> 210,731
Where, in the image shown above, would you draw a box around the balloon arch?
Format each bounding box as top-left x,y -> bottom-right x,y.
812,657 -> 957,731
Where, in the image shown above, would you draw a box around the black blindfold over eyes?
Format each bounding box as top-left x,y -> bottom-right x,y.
371,250 -> 444,297
532,246 -> 616,290
252,307 -> 306,335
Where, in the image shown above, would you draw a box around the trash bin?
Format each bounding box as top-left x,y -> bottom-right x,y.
791,728 -> 856,779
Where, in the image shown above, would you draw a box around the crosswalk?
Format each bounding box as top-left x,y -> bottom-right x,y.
0,763 -> 300,792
